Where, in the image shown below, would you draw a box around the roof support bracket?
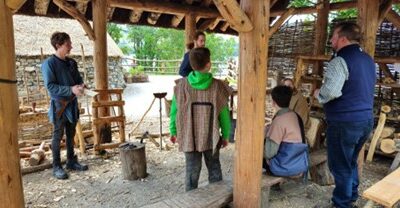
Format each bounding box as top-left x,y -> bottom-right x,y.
212,0 -> 253,32
53,0 -> 95,41
6,0 -> 26,12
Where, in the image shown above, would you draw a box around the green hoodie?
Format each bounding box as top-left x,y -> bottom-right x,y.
169,71 -> 231,140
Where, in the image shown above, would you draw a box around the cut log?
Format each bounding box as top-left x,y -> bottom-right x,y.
366,112 -> 387,162
380,138 -> 396,154
29,141 -> 46,166
380,127 -> 395,139
119,142 -> 147,180
19,151 -> 31,158
22,160 -> 66,175
20,144 -> 50,152
381,105 -> 391,113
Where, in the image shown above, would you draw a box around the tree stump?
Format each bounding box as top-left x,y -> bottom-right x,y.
119,142 -> 147,180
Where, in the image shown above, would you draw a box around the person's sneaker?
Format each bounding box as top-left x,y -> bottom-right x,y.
53,166 -> 68,179
66,160 -> 88,171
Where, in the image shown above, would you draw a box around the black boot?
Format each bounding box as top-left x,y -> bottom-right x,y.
53,165 -> 68,179
66,155 -> 88,171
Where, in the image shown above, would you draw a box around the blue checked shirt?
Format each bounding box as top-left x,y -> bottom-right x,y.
317,56 -> 349,104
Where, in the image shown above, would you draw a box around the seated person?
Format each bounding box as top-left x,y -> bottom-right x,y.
281,78 -> 310,130
263,86 -> 308,177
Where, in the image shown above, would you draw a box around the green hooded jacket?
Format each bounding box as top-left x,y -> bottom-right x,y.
169,71 -> 231,140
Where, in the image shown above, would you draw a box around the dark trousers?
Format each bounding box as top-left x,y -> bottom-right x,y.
184,149 -> 223,191
52,115 -> 77,166
326,119 -> 373,208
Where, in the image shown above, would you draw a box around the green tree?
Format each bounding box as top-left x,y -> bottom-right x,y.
106,23 -> 123,44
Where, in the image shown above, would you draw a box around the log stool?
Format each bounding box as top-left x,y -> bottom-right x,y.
119,142 -> 147,180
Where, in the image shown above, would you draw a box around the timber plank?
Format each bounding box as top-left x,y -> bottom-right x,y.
363,168 -> 400,207
141,181 -> 232,208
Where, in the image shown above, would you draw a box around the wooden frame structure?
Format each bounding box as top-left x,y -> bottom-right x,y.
2,0 -> 400,207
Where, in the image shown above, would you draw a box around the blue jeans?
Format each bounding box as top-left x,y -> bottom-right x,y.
326,119 -> 373,208
52,115 -> 76,167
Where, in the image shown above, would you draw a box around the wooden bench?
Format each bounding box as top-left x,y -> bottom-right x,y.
141,181 -> 232,208
261,149 -> 328,207
362,168 -> 400,208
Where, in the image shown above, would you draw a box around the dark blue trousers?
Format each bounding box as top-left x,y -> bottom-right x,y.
326,119 -> 373,208
184,149 -> 222,191
52,115 -> 76,167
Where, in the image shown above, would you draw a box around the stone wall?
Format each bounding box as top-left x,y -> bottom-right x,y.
16,55 -> 126,99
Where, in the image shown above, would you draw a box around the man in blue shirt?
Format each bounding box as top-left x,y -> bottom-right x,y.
42,32 -> 88,179
179,31 -> 206,77
314,22 -> 375,208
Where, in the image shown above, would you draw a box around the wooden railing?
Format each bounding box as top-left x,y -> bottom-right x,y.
121,57 -> 236,77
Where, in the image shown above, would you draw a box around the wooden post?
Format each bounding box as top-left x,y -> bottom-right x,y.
0,0 -> 25,206
357,0 -> 380,177
358,0 -> 379,56
185,13 -> 195,51
234,0 -> 269,207
312,0 -> 329,80
92,0 -> 111,143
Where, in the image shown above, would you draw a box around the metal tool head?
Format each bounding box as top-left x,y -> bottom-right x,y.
153,92 -> 167,98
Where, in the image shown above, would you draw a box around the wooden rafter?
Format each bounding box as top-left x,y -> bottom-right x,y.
109,0 -> 221,18
147,12 -> 161,25
107,7 -> 115,20
53,0 -> 95,40
378,0 -> 393,25
6,0 -> 26,11
171,15 -> 184,27
270,0 -> 279,8
196,0 -> 212,22
75,0 -> 89,14
129,10 -> 143,23
271,1 -> 400,17
198,18 -> 215,31
268,7 -> 295,37
34,0 -> 50,15
386,9 -> 400,29
212,0 -> 253,32
209,18 -> 221,30
220,21 -> 230,32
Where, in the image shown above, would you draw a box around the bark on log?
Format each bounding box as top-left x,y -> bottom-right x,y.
119,142 -> 147,180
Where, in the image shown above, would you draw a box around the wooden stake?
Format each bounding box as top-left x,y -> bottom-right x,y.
0,0 -> 25,206
366,112 -> 387,162
234,0 -> 269,206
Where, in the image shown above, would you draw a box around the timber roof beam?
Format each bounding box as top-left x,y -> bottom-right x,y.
108,0 -> 221,18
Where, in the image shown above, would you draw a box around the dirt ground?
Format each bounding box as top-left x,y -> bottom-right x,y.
22,116 -> 394,208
